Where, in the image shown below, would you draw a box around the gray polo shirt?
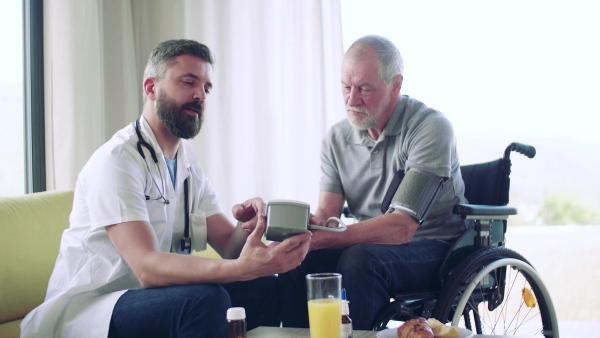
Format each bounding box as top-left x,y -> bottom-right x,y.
320,95 -> 467,241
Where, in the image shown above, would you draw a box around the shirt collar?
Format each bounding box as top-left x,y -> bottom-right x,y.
137,116 -> 197,176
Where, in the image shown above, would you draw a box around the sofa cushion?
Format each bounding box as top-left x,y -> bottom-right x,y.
0,190 -> 74,325
0,319 -> 21,338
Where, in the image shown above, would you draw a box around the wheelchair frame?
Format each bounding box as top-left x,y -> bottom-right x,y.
370,143 -> 559,337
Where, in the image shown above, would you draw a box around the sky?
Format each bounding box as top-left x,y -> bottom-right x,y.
340,0 -> 600,146
0,0 -> 23,85
0,1 -> 24,196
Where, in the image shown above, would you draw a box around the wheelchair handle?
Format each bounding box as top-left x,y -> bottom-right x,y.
504,142 -> 536,159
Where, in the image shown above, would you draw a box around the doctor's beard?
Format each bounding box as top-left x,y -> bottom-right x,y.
156,91 -> 204,139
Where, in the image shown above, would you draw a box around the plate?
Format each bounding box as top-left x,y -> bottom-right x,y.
376,326 -> 473,338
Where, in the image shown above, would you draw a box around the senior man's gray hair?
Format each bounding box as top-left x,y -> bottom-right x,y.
348,35 -> 404,83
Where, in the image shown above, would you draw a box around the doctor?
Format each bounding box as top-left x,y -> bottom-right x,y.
21,39 -> 312,338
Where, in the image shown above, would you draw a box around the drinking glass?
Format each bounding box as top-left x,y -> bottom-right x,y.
306,273 -> 342,338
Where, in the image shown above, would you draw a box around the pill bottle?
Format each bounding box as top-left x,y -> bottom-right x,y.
227,307 -> 247,338
341,300 -> 353,338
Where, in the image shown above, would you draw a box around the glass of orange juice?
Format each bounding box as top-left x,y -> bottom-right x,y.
306,273 -> 342,338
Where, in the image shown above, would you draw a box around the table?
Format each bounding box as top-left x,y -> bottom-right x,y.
248,326 -> 375,337
248,326 -> 535,337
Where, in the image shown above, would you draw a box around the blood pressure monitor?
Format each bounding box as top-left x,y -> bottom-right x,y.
265,200 -> 347,242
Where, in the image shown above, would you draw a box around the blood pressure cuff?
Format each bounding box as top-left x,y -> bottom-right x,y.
381,168 -> 447,224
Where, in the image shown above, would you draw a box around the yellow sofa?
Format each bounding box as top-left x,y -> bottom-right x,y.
0,190 -> 74,338
0,190 -> 222,337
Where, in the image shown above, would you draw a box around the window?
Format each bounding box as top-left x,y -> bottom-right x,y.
0,0 -> 45,196
0,1 -> 25,196
341,0 -> 600,225
340,4 -> 598,333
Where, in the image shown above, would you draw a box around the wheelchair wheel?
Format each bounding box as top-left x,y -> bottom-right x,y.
432,246 -> 559,337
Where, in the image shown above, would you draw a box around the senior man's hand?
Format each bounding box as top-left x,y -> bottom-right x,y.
231,197 -> 266,233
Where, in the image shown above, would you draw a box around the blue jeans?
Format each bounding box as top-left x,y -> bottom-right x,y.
278,239 -> 451,330
108,276 -> 279,338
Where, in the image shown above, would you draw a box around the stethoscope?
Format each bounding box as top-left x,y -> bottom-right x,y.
135,118 -> 192,253
135,118 -> 170,204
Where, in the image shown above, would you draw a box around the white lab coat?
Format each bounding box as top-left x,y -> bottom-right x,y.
20,117 -> 222,337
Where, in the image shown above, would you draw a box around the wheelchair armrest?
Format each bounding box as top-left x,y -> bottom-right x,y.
453,204 -> 517,218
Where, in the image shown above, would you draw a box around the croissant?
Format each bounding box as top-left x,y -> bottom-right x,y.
396,317 -> 434,338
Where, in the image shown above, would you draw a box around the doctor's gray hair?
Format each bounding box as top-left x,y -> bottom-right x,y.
348,35 -> 404,83
144,39 -> 214,80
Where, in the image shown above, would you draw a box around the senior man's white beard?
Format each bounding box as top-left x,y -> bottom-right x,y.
346,105 -> 378,130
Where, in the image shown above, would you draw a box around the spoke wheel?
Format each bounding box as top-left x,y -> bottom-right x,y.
433,247 -> 559,337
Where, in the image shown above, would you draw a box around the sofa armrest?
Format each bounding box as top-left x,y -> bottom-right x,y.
0,190 -> 74,327
0,319 -> 21,338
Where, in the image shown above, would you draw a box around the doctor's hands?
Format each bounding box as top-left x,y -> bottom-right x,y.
231,197 -> 266,233
236,215 -> 312,280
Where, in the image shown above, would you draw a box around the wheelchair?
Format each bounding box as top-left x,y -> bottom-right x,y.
351,142 -> 559,337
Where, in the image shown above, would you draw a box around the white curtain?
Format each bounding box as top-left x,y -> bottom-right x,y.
44,0 -> 345,218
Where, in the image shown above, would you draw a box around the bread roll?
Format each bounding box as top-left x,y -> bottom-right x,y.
427,318 -> 460,338
396,318 -> 434,338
